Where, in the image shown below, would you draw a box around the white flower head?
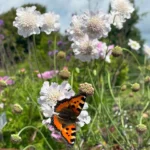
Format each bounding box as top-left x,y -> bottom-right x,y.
41,12 -> 60,34
97,42 -> 114,63
110,11 -> 126,29
143,45 -> 150,58
81,11 -> 112,39
38,81 -> 75,105
128,39 -> 140,51
71,34 -> 100,62
77,103 -> 91,127
13,6 -> 42,38
66,15 -> 85,41
111,0 -> 134,20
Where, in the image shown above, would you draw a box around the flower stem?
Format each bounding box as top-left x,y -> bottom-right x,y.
23,145 -> 36,150
18,126 -> 54,150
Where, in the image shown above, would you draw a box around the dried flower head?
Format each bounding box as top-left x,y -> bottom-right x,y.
13,6 -> 42,38
59,68 -> 71,80
11,134 -> 22,143
136,124 -> 147,134
57,51 -> 66,59
12,104 -> 23,114
121,85 -> 127,91
112,46 -> 123,57
144,76 -> 150,83
79,82 -> 94,96
131,83 -> 140,92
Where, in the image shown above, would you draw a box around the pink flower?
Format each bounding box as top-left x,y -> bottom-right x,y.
37,70 -> 58,79
0,76 -> 15,86
97,42 -> 114,63
49,126 -> 62,141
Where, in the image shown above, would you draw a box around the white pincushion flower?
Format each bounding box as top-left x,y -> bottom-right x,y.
110,11 -> 126,29
81,11 -> 111,39
38,81 -> 75,105
38,81 -> 75,120
67,15 -> 84,41
111,0 -> 134,20
77,103 -> 91,127
128,39 -> 140,51
143,45 -> 150,58
41,12 -> 60,34
97,42 -> 114,63
13,6 -> 42,38
71,35 -> 100,62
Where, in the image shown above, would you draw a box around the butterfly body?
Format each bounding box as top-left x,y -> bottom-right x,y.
51,94 -> 86,146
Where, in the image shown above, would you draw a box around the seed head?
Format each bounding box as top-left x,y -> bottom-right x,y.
131,83 -> 140,92
136,124 -> 147,134
12,104 -> 23,114
112,46 -> 123,57
57,51 -> 66,59
79,82 -> 94,96
11,134 -> 22,143
59,68 -> 71,80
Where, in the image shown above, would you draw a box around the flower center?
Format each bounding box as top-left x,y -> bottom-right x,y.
74,26 -> 84,37
47,90 -> 60,102
87,16 -> 104,33
44,14 -> 55,27
19,12 -> 37,28
116,1 -> 129,14
80,41 -> 93,55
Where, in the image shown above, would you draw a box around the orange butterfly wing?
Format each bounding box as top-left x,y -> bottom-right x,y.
54,94 -> 86,116
51,94 -> 86,145
51,115 -> 76,145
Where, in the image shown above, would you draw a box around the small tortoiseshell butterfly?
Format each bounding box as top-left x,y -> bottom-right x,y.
51,93 -> 86,146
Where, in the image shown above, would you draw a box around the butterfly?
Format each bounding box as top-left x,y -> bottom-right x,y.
51,93 -> 86,146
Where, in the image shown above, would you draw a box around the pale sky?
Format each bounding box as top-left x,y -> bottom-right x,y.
0,0 -> 150,44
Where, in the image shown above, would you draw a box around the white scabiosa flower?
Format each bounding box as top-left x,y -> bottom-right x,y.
77,103 -> 91,127
41,12 -> 60,34
110,11 -> 126,29
97,42 -> 114,63
128,39 -> 140,51
38,81 -> 75,122
143,45 -> 150,58
71,35 -> 100,62
81,11 -> 111,39
38,81 -> 75,105
13,6 -> 42,38
66,15 -> 84,41
111,0 -> 134,20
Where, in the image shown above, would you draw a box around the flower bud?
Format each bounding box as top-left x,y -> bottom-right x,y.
12,104 -> 23,114
121,85 -> 127,91
11,134 -> 22,143
129,92 -> 134,97
75,67 -> 80,73
144,76 -> 150,83
131,83 -> 140,92
136,124 -> 147,134
59,68 -> 70,80
79,82 -> 94,96
57,51 -> 66,59
112,46 -> 123,57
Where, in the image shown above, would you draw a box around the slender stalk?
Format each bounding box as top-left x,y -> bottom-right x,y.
53,34 -> 57,82
32,35 -> 44,81
23,145 -> 36,150
18,126 -> 54,150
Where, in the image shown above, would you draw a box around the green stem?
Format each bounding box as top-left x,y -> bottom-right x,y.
139,101 -> 150,124
32,35 -> 44,81
23,145 -> 36,150
53,34 -> 57,82
18,126 -> 53,150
